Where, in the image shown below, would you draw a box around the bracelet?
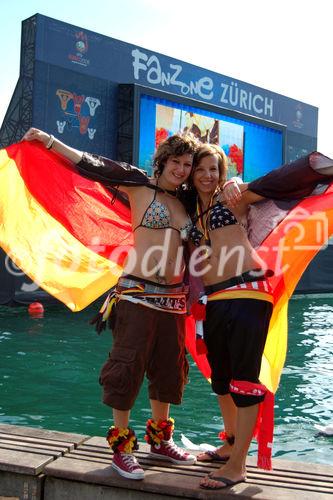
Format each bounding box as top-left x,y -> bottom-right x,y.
222,179 -> 237,190
46,134 -> 55,150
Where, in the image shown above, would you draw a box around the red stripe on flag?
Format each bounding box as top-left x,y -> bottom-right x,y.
6,142 -> 133,263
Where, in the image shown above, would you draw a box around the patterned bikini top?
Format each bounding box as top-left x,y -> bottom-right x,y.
189,199 -> 238,247
134,190 -> 192,241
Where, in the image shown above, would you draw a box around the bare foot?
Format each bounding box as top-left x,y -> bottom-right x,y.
201,462 -> 246,486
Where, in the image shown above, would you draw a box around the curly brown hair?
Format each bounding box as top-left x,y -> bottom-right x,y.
153,133 -> 199,178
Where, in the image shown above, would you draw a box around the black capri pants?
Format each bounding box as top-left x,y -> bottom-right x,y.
203,297 -> 273,407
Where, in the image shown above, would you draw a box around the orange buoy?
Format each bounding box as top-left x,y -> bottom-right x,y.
28,302 -> 44,318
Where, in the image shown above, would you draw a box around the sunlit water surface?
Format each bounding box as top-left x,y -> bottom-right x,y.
0,297 -> 332,465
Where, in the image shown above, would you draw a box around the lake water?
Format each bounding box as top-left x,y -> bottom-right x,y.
0,296 -> 332,465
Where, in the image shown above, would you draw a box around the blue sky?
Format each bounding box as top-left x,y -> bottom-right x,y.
1,0 -> 332,156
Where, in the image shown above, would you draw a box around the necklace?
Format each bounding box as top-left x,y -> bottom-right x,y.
162,187 -> 177,197
196,195 -> 214,247
155,179 -> 177,197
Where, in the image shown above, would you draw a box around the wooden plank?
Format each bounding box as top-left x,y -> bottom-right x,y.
0,470 -> 44,500
82,436 -> 156,455
74,441 -> 333,483
82,438 -> 333,477
0,442 -> 63,458
70,437 -> 333,493
0,448 -> 53,475
206,461 -> 333,482
44,453 -> 333,499
80,436 -> 109,448
0,424 -> 89,446
44,476 -> 190,500
0,438 -> 70,453
215,454 -> 333,477
264,457 -> 333,477
1,426 -> 332,499
0,433 -> 76,451
62,450 -> 212,479
245,477 -> 333,495
65,449 -> 216,478
44,456 -> 229,499
248,468 -> 333,485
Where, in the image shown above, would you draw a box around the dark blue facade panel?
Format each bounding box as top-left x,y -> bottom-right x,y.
33,14 -> 318,138
285,129 -> 318,162
33,61 -> 118,157
296,245 -> 333,293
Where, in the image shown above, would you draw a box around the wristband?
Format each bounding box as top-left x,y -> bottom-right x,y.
46,134 -> 55,150
222,179 -> 237,190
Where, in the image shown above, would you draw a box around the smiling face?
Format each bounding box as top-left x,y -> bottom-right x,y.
192,154 -> 220,196
159,153 -> 193,189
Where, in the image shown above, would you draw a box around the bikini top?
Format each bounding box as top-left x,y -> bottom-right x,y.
134,189 -> 192,241
190,199 -> 238,247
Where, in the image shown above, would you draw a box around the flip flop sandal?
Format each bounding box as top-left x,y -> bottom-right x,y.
196,449 -> 230,462
200,475 -> 245,490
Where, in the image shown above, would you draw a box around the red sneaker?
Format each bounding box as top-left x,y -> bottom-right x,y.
150,439 -> 196,465
111,451 -> 144,480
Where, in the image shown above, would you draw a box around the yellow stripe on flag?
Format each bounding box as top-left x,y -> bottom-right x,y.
208,290 -> 274,302
260,296 -> 289,393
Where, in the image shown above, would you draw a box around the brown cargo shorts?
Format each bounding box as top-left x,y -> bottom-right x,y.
99,300 -> 188,410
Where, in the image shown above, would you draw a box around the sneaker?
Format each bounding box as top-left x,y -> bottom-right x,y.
150,438 -> 196,465
111,451 -> 144,480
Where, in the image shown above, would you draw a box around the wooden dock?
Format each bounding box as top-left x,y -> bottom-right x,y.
0,424 -> 332,499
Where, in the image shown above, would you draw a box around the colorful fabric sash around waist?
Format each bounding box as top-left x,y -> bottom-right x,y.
191,279 -> 273,356
98,276 -> 188,326
116,275 -> 188,314
117,275 -> 187,295
118,292 -> 187,314
205,279 -> 273,303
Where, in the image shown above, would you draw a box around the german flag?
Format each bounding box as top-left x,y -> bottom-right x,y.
0,141 -> 133,311
1,142 -> 333,395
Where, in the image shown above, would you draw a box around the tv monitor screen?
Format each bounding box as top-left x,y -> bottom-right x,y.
137,92 -> 284,180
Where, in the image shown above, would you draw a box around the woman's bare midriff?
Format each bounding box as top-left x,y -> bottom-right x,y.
194,225 -> 266,285
123,227 -> 186,285
121,186 -> 191,285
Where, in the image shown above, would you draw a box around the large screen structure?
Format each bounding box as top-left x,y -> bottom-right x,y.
125,87 -> 285,180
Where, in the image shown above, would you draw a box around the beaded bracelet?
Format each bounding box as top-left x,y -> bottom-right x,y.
46,134 -> 55,150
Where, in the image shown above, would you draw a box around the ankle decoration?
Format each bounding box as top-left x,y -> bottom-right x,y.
106,426 -> 139,453
145,418 -> 175,445
218,431 -> 235,445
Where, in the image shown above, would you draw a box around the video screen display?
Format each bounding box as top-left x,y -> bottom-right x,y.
137,93 -> 284,180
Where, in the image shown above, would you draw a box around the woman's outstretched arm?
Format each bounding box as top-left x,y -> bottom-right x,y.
22,127 -> 150,192
23,128 -> 83,164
